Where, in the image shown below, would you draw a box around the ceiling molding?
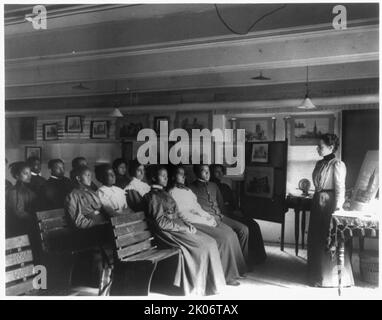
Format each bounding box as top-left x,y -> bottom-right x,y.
6,21 -> 378,70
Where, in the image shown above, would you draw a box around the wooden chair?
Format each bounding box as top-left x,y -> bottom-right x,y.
110,211 -> 180,295
35,208 -> 109,295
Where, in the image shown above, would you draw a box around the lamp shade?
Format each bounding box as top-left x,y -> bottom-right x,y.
297,95 -> 316,109
109,107 -> 124,117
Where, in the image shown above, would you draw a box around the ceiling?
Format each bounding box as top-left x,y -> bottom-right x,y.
4,3 -> 379,112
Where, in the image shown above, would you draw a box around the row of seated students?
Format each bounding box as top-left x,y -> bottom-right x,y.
5,156 -> 266,296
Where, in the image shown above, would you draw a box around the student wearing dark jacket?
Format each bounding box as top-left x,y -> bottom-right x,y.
26,156 -> 46,197
70,157 -> 98,192
41,159 -> 73,210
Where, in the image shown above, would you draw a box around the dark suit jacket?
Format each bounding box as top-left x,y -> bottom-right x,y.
41,176 -> 74,210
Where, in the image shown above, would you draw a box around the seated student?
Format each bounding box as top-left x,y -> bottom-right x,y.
112,158 -> 130,189
6,162 -> 41,259
65,165 -> 106,229
144,165 -> 225,296
210,164 -> 267,265
169,165 -> 246,285
124,159 -> 151,211
190,164 -> 252,266
41,159 -> 73,210
95,163 -> 134,216
70,157 -> 98,191
26,156 -> 46,197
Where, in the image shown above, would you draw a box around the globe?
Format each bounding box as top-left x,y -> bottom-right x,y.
298,178 -> 311,195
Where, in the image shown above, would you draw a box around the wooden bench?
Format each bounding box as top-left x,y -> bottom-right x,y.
35,208 -> 110,295
5,234 -> 95,296
110,211 -> 180,295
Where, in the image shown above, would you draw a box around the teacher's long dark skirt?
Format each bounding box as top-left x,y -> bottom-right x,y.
307,191 -> 354,287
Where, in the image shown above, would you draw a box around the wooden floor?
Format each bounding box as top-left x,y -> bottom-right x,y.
150,243 -> 380,299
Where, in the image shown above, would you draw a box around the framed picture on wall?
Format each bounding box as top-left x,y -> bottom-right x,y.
290,114 -> 334,145
43,123 -> 59,141
117,114 -> 149,140
154,116 -> 170,134
90,120 -> 109,139
65,115 -> 83,133
175,111 -> 212,134
244,166 -> 274,198
25,146 -> 42,161
236,117 -> 273,142
19,117 -> 37,143
251,143 -> 269,163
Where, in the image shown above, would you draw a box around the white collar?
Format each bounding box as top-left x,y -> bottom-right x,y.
50,175 -> 60,180
31,172 -> 40,176
152,184 -> 163,190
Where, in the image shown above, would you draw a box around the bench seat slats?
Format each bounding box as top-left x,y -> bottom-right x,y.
6,235 -> 30,251
122,248 -> 179,263
6,250 -> 33,268
6,265 -> 35,283
36,209 -> 65,221
114,221 -> 149,237
39,218 -> 68,232
116,231 -> 152,248
6,278 -> 34,296
111,211 -> 145,225
117,238 -> 153,259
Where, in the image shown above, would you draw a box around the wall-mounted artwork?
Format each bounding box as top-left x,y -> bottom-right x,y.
176,111 -> 212,134
290,114 -> 334,145
251,143 -> 269,163
117,114 -> 149,139
154,116 -> 170,134
244,166 -> 274,198
236,117 -> 273,142
25,146 -> 42,161
65,115 -> 83,133
90,120 -> 109,139
350,150 -> 379,211
43,123 -> 59,141
19,117 -> 37,143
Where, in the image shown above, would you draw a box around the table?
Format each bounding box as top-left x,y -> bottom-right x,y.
330,211 -> 379,296
285,194 -> 313,256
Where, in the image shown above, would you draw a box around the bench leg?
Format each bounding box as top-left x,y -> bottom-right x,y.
110,261 -> 157,296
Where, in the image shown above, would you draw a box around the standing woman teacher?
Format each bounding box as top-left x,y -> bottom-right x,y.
308,133 -> 354,287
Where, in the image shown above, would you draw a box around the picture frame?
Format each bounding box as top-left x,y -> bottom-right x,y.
175,111 -> 212,134
154,116 -> 170,134
117,114 -> 149,140
244,166 -> 274,198
251,143 -> 269,163
25,146 -> 42,161
90,120 -> 109,139
65,115 -> 83,133
19,117 -> 37,143
236,117 -> 273,142
290,114 -> 334,145
43,123 -> 59,141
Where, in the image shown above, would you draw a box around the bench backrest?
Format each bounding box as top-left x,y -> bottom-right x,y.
110,211 -> 156,261
6,235 -> 37,296
35,208 -> 72,252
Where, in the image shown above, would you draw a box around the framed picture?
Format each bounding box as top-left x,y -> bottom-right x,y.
244,166 -> 274,198
43,123 -> 59,141
154,116 -> 170,134
251,143 -> 269,163
65,115 -> 83,133
90,120 -> 109,139
290,115 -> 334,145
25,146 -> 42,160
350,150 -> 379,211
236,117 -> 273,142
117,114 -> 149,139
176,111 -> 212,134
19,117 -> 36,143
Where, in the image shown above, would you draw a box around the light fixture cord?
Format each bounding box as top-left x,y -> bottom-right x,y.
306,66 -> 309,96
214,4 -> 287,36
